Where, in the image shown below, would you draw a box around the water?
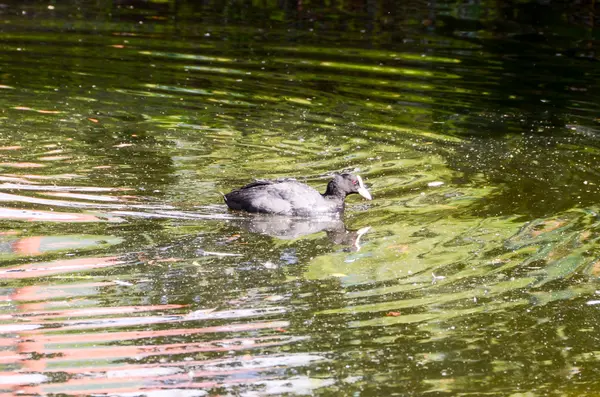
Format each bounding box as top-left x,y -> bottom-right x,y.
1,1 -> 600,395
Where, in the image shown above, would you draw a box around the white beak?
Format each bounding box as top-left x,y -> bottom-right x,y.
356,175 -> 372,200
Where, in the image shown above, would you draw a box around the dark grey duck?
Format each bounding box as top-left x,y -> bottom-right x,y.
224,173 -> 372,216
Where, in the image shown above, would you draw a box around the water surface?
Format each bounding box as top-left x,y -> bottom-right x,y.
1,1 -> 600,395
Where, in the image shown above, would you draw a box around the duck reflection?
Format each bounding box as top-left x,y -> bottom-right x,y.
233,214 -> 371,251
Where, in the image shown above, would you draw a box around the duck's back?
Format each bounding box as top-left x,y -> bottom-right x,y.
224,179 -> 339,216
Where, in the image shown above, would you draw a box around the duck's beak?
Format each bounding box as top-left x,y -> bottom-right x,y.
358,187 -> 372,200
356,175 -> 372,200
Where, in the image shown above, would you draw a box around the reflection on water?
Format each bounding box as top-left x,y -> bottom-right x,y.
1,0 -> 600,395
233,213 -> 371,249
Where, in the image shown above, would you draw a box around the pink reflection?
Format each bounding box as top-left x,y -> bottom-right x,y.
7,304 -> 187,321
2,282 -> 112,302
1,162 -> 45,168
0,176 -> 40,184
0,192 -> 169,210
0,274 -> 294,396
0,207 -> 105,222
38,156 -> 72,161
15,306 -> 286,333
20,335 -> 301,360
9,173 -> 82,180
0,256 -> 123,279
12,106 -> 62,114
0,183 -> 129,191
28,321 -> 290,343
8,235 -> 94,256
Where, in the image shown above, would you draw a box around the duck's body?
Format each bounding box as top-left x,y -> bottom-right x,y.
224,174 -> 371,216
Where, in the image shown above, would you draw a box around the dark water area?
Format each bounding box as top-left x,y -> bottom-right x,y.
1,0 -> 600,395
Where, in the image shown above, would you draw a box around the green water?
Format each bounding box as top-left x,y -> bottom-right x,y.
1,1 -> 600,395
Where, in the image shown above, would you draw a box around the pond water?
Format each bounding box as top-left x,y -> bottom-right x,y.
1,1 -> 600,395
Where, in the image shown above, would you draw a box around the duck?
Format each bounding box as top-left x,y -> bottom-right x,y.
224,173 -> 372,216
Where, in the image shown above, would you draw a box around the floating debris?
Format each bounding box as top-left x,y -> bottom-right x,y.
427,181 -> 444,187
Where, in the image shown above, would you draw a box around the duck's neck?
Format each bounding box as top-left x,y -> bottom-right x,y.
323,182 -> 346,202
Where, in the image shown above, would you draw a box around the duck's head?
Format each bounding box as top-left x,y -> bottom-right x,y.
326,173 -> 372,200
